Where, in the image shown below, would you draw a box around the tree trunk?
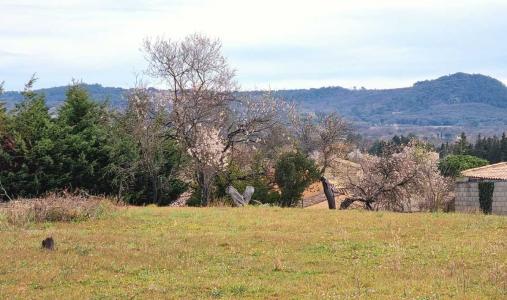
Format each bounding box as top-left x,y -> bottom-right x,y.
321,176 -> 336,209
152,175 -> 158,205
197,170 -> 212,206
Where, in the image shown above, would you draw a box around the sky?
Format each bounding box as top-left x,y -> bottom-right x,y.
1,0 -> 507,91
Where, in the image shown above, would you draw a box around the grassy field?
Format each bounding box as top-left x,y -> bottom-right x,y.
0,207 -> 506,299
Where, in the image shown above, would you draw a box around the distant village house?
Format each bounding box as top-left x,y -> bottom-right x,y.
455,162 -> 507,215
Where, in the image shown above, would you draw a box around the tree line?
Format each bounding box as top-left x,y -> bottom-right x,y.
0,34 -> 349,207
0,78 -> 184,204
368,133 -> 504,179
0,76 -> 347,206
368,132 -> 507,165
439,132 -> 507,163
1,34 -> 481,212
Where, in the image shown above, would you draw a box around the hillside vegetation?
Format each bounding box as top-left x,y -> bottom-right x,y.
269,73 -> 507,139
0,207 -> 505,299
2,73 -> 507,139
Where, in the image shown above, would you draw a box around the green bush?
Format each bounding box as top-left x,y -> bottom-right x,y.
478,182 -> 494,214
275,152 -> 320,207
187,188 -> 202,207
438,155 -> 488,177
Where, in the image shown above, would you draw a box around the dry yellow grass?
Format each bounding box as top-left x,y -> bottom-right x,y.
0,194 -> 115,226
0,206 -> 506,299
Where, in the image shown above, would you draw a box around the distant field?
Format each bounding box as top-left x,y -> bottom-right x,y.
0,207 -> 506,299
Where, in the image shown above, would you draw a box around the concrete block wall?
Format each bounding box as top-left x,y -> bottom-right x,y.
455,182 -> 480,212
455,181 -> 507,215
492,181 -> 507,215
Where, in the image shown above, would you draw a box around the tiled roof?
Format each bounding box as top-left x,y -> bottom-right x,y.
461,162 -> 507,180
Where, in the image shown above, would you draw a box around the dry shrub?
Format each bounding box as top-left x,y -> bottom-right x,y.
273,257 -> 284,272
0,192 -> 116,226
488,263 -> 507,292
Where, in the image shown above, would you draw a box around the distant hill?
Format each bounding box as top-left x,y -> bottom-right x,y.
2,73 -> 507,140
266,73 -> 507,125
1,84 -> 127,110
250,73 -> 507,140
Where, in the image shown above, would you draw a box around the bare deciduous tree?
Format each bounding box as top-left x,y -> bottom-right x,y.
143,34 -> 287,206
291,112 -> 349,173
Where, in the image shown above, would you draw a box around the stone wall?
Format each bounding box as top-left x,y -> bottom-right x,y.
455,180 -> 507,215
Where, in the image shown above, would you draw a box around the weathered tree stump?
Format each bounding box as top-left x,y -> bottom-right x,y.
226,185 -> 255,207
321,176 -> 336,209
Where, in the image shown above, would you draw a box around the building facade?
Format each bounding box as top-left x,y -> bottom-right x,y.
455,162 -> 507,215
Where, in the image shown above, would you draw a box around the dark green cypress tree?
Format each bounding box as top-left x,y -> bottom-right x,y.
0,82 -> 7,135
6,77 -> 56,197
473,134 -> 483,158
455,132 -> 472,155
54,84 -> 111,194
0,83 -> 11,199
489,136 -> 502,163
501,133 -> 507,161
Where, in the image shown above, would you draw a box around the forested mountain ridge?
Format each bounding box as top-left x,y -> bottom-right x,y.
1,84 -> 127,110
2,73 -> 507,140
266,72 -> 507,126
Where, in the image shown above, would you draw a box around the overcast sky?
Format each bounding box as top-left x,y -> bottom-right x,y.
1,0 -> 506,91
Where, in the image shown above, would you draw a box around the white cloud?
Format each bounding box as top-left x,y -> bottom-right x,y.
0,0 -> 506,90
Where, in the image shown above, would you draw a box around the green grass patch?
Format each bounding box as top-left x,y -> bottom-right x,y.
0,207 -> 505,299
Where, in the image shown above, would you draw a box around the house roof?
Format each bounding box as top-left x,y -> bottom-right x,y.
461,162 -> 507,180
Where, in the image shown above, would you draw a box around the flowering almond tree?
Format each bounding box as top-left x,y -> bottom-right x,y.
414,148 -> 454,212
143,34 -> 287,205
186,125 -> 230,203
342,143 -> 452,212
